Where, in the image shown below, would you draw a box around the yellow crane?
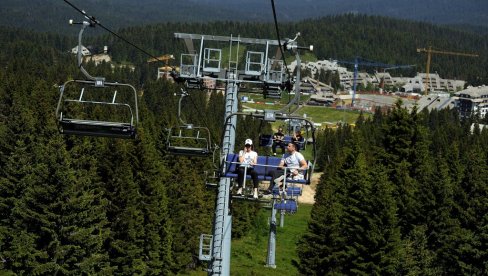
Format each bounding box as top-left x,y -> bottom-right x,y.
147,54 -> 175,64
147,54 -> 176,80
417,46 -> 478,94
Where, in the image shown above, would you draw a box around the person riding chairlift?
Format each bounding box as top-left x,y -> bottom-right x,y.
292,130 -> 304,152
236,139 -> 259,199
267,142 -> 308,192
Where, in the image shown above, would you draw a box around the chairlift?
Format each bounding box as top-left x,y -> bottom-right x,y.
166,125 -> 212,156
165,89 -> 213,157
56,19 -> 138,139
222,112 -> 317,197
56,80 -> 138,139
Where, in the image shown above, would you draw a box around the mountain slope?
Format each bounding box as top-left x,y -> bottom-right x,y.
0,0 -> 241,33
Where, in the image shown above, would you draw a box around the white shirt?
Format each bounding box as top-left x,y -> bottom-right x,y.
282,151 -> 306,174
239,150 -> 257,167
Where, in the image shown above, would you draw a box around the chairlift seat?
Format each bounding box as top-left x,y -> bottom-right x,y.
166,125 -> 212,157
185,78 -> 202,89
56,80 -> 139,139
283,135 -> 306,151
59,118 -> 136,139
223,154 -> 268,181
202,48 -> 221,73
167,145 -> 210,156
223,153 -> 313,184
272,186 -> 302,196
245,51 -> 264,76
180,53 -> 199,78
265,59 -> 285,84
259,134 -> 273,147
274,200 -> 298,213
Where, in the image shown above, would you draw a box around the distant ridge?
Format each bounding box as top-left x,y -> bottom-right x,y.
0,0 -> 487,33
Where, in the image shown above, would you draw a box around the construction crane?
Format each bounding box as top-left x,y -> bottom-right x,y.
337,57 -> 394,107
147,54 -> 174,64
147,54 -> 176,80
417,46 -> 478,94
379,64 -> 415,91
384,64 -> 416,71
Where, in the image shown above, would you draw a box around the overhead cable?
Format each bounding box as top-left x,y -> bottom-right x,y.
270,0 -> 292,81
63,0 -> 164,63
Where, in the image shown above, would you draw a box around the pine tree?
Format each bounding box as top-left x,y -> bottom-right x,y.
297,170 -> 344,275
1,79 -> 114,274
164,156 -> 213,271
299,136 -> 403,275
131,128 -> 174,274
450,143 -> 488,274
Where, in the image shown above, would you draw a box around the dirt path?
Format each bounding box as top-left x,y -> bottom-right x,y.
298,172 -> 322,204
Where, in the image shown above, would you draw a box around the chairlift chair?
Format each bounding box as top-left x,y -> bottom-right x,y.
56,80 -> 138,139
165,89 -> 213,157
57,18 -> 139,139
166,125 -> 212,157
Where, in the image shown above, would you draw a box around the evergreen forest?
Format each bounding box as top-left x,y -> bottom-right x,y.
0,14 -> 487,274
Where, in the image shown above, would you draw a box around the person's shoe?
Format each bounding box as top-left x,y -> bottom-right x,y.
273,153 -> 276,156
253,189 -> 258,199
237,188 -> 242,195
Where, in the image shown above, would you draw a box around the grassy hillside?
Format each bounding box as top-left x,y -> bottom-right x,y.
181,204 -> 312,276
230,204 -> 312,275
241,92 -> 367,126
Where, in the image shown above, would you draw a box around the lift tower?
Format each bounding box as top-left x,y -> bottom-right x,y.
417,46 -> 478,94
174,32 -> 312,275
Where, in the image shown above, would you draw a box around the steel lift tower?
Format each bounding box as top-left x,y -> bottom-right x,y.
174,32 -> 312,275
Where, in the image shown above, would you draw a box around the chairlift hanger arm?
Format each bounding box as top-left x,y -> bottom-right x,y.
277,33 -> 313,114
176,88 -> 192,127
69,19 -> 99,82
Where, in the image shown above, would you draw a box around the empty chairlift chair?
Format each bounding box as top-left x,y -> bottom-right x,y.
56,79 -> 138,139
179,53 -> 202,89
57,18 -> 138,139
264,58 -> 285,99
166,125 -> 212,157
165,89 -> 213,157
202,48 -> 222,74
245,51 -> 265,76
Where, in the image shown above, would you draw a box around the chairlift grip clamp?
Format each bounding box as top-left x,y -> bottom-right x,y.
94,77 -> 105,87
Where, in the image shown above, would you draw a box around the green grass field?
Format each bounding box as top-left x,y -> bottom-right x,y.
241,92 -> 367,126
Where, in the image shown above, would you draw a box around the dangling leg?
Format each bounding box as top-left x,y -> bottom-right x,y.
250,169 -> 259,198
236,167 -> 245,195
268,169 -> 284,191
272,142 -> 277,155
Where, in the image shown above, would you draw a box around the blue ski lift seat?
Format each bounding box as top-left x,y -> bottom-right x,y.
259,134 -> 273,147
223,153 -> 313,185
56,80 -> 138,139
272,186 -> 302,197
274,200 -> 298,213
